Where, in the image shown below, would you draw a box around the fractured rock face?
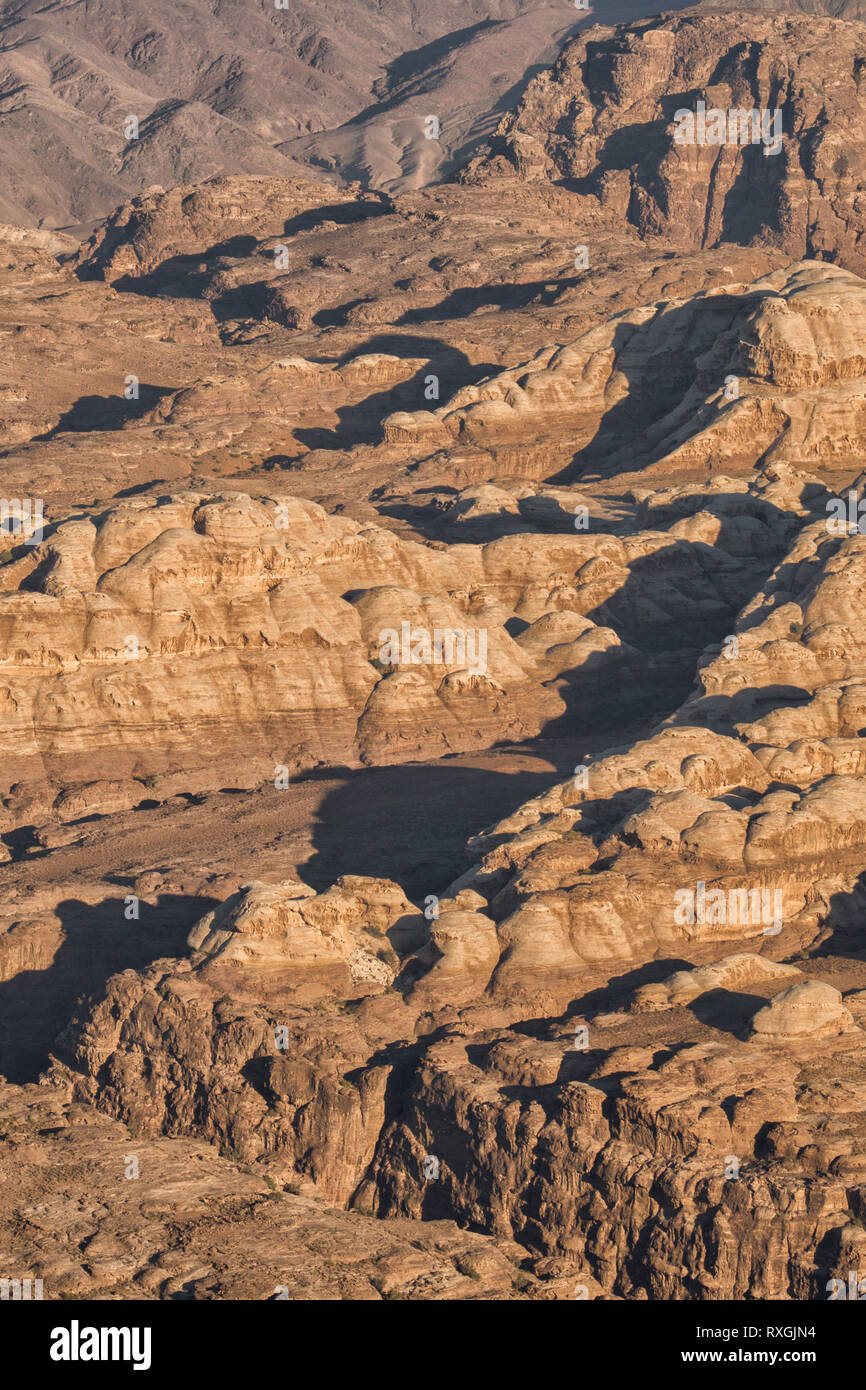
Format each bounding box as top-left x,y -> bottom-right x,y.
467,11 -> 866,275
0,1081 -> 568,1301
385,262 -> 866,479
11,4 -> 866,1308
76,177 -> 358,283
0,454 -> 809,814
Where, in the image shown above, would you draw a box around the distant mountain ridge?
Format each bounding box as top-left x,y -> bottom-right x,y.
0,0 -> 566,228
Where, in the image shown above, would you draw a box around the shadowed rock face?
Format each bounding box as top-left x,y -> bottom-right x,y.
0,1078 -> 573,1300
55,458 -> 866,1297
384,261 -> 866,478
74,177 -> 364,283
7,0 -> 799,232
7,7 -> 866,1306
0,460 -> 811,812
465,9 -> 866,273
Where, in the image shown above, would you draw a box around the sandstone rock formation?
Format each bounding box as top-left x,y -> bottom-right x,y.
0,1079 -> 574,1300
75,176 -> 363,284
466,10 -> 866,274
385,261 -> 866,479
187,876 -> 412,988
0,449 -> 817,810
5,4 -> 866,1310
632,953 -> 802,1011
749,980 -> 856,1042
41,438 -> 866,1300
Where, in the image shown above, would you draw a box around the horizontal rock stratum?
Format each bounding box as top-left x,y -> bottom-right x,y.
385,261 -> 866,476
47,457 -> 866,1295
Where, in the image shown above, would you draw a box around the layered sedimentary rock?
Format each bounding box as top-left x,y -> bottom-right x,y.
7,7 -> 866,1306
385,261 -> 866,478
0,451 -> 813,813
75,177 -> 363,284
465,10 -> 866,273
186,875 -> 413,987
0,1080 -> 573,1300
0,169 -> 791,520
749,980 -> 856,1042
632,953 -> 802,1011
48,452 -> 866,1299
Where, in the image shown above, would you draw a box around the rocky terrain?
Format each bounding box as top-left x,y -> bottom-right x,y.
466,8 -> 866,272
0,0 -> 590,230
4,4 -> 866,1305
5,0 -> 835,232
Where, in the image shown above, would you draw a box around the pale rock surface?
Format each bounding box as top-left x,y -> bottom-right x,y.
633,954 -> 802,1012
188,875 -> 414,987
749,981 -> 857,1043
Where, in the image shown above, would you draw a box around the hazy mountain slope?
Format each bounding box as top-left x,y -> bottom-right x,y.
0,0 -> 778,230
0,0 -> 563,228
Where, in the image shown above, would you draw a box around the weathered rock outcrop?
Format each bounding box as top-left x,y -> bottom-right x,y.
465,10 -> 866,274
0,457 -> 810,813
9,8 -> 866,1305
187,876 -> 412,988
50,451 -> 866,1299
0,1080 -> 571,1300
385,262 -> 866,479
749,980 -> 856,1042
76,177 -> 359,283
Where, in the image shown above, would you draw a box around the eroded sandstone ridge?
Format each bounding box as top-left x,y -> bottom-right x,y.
385,261 -> 866,477
45,456 -> 866,1297
5,6 -> 866,1304
0,467 -> 798,802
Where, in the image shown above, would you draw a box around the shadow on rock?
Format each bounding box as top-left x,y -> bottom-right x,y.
0,891 -> 218,1083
